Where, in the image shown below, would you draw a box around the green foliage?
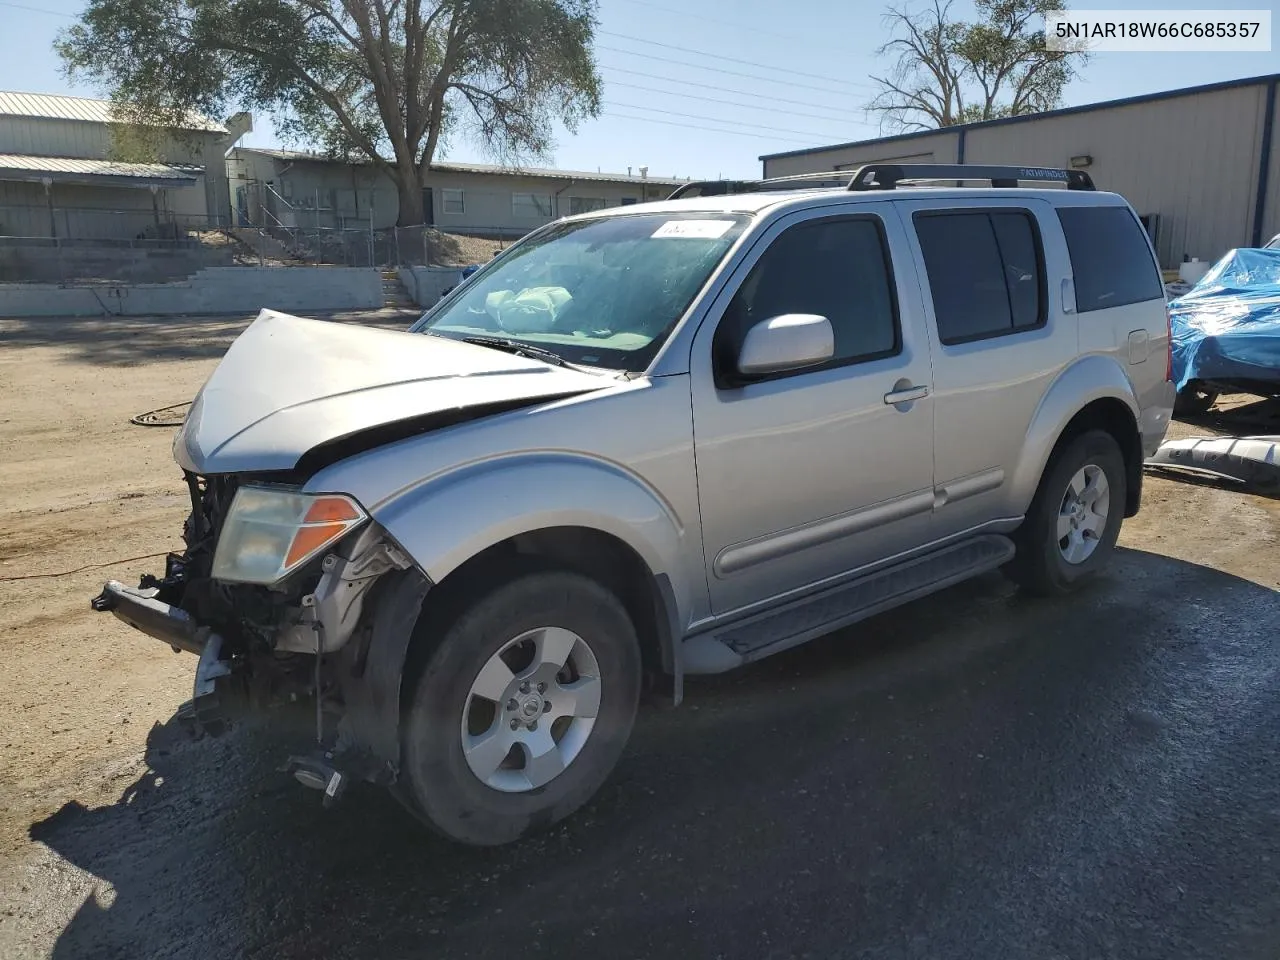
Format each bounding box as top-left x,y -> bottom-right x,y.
58,0 -> 602,224
869,0 -> 1085,131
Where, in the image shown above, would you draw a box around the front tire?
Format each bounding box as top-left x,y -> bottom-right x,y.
1006,429 -> 1127,597
400,570 -> 641,846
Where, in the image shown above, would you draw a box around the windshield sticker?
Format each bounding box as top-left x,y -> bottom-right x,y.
651,220 -> 735,239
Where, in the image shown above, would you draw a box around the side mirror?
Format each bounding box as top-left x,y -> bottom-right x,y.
736,313 -> 834,378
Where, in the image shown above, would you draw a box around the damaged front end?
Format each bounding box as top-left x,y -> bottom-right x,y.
92,471 -> 422,801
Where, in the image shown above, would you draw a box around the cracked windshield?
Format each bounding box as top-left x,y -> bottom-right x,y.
418,213 -> 748,371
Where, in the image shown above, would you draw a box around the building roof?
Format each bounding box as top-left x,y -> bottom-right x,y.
0,91 -> 225,133
235,147 -> 690,186
760,71 -> 1280,162
0,154 -> 203,187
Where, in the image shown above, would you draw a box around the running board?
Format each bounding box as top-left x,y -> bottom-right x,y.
682,534 -> 1015,674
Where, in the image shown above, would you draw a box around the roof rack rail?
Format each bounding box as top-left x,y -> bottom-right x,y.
845,163 -> 1095,191
666,171 -> 852,200
667,163 -> 1095,201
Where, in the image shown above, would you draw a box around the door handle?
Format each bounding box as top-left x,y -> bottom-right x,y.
884,384 -> 929,405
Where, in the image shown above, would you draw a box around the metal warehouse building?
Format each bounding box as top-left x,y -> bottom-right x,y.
761,73 -> 1279,269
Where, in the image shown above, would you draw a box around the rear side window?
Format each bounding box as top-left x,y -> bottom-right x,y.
913,209 -> 1046,345
1057,206 -> 1163,312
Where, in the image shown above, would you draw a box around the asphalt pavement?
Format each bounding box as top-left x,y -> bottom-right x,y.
21,543 -> 1280,960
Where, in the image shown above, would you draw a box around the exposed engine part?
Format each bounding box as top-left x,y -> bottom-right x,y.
1145,435 -> 1280,494
274,529 -> 413,654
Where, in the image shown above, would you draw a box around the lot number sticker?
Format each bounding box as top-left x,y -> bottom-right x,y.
651,220 -> 735,239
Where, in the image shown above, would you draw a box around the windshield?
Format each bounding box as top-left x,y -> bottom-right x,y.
412,212 -> 750,372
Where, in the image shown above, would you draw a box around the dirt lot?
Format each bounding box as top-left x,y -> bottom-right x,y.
0,313 -> 1278,960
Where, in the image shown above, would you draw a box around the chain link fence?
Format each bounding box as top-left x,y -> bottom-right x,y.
0,200 -> 527,283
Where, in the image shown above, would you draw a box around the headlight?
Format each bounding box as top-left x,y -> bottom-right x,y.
211,486 -> 367,585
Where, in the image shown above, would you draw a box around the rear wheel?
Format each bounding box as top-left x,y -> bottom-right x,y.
1006,429 -> 1127,597
400,570 -> 641,846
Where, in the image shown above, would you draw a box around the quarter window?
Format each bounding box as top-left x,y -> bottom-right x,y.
716,217 -> 899,381
914,209 -> 1046,345
1057,206 -> 1164,312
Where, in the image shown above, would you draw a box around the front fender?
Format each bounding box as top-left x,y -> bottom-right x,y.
371,451 -> 692,613
1009,355 -> 1140,513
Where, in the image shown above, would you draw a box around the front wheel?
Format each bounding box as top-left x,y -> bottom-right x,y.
400,570 -> 641,846
1005,429 -> 1127,597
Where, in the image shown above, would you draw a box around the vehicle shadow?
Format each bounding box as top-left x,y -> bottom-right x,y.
0,310 -> 420,367
28,547 -> 1280,960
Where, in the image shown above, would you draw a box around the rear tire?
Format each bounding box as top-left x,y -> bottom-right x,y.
400,570 -> 641,846
1006,429 -> 1127,597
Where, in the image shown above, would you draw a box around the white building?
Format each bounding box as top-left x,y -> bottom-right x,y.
0,91 -> 250,240
227,147 -> 687,237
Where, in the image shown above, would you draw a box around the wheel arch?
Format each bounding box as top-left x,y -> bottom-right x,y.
406,525 -> 683,703
1013,359 -> 1144,519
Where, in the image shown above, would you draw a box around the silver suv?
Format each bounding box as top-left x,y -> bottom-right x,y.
95,164 -> 1174,846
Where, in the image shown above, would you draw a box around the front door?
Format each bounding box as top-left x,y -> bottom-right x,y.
421,187 -> 435,226
691,204 -> 937,616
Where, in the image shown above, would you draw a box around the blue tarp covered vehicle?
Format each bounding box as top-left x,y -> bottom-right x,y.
1169,247 -> 1280,413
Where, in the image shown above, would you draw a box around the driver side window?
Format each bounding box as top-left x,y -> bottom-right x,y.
713,216 -> 901,382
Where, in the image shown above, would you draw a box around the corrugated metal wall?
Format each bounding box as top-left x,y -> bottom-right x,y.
964,84 -> 1270,266
760,79 -> 1279,268
763,131 -> 959,178
1262,84 -> 1280,246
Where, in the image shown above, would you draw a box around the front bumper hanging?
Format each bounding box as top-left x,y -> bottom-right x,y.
92,578 -> 238,735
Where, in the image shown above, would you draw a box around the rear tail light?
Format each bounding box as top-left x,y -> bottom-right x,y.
1165,306 -> 1174,382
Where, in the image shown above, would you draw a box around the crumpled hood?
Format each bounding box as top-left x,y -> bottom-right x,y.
174,309 -> 608,474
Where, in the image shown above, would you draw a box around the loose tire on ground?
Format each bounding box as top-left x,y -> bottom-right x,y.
1174,383 -> 1219,417
1005,429 -> 1127,597
400,569 -> 641,846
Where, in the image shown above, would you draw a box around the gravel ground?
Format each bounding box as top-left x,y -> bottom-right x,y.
0,312 -> 1277,960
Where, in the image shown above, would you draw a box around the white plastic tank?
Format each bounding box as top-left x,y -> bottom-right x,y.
1178,258 -> 1211,284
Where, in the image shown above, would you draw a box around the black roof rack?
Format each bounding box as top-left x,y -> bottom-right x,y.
845,163 -> 1095,191
666,163 -> 1095,200
666,171 -> 855,200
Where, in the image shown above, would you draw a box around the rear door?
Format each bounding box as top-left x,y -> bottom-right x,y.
895,197 -> 1075,538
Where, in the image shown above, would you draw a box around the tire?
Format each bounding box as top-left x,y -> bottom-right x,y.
400,569 -> 641,846
1174,383 -> 1219,417
1005,429 -> 1127,597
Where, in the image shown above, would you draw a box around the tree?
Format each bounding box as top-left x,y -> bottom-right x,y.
58,0 -> 602,225
868,0 -> 1086,132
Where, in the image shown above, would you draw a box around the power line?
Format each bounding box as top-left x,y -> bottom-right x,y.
604,100 -> 841,140
597,45 -> 867,99
598,31 -> 877,92
612,0 -> 866,52
602,110 -> 815,146
602,64 -> 871,113
607,79 -> 858,125
0,0 -> 73,15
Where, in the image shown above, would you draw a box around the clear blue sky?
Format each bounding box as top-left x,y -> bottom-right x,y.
0,0 -> 1277,179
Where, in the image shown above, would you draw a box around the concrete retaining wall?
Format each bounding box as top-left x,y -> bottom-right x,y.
399,265 -> 465,308
0,266 -> 383,317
